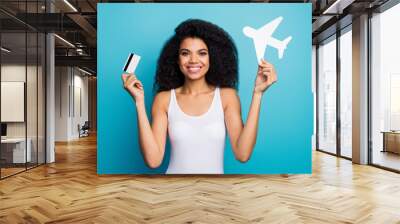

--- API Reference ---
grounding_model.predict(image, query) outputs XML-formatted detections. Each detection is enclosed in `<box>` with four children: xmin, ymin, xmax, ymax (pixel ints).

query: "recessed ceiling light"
<box><xmin>78</xmin><ymin>67</ymin><xmax>93</xmax><ymax>76</ymax></box>
<box><xmin>54</xmin><ymin>34</ymin><xmax>75</xmax><ymax>48</ymax></box>
<box><xmin>1</xmin><ymin>47</ymin><xmax>11</xmax><ymax>53</ymax></box>
<box><xmin>322</xmin><ymin>0</ymin><xmax>354</xmax><ymax>15</ymax></box>
<box><xmin>63</xmin><ymin>0</ymin><xmax>78</xmax><ymax>12</ymax></box>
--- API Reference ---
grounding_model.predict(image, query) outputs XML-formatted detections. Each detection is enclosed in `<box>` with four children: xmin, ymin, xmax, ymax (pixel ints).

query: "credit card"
<box><xmin>123</xmin><ymin>53</ymin><xmax>141</xmax><ymax>74</ymax></box>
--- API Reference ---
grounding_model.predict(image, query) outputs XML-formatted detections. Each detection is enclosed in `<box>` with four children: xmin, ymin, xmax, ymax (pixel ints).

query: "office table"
<box><xmin>1</xmin><ymin>138</ymin><xmax>32</xmax><ymax>163</ymax></box>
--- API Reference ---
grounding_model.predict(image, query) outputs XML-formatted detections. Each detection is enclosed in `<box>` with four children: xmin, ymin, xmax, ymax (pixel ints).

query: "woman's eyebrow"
<box><xmin>179</xmin><ymin>48</ymin><xmax>208</xmax><ymax>52</ymax></box>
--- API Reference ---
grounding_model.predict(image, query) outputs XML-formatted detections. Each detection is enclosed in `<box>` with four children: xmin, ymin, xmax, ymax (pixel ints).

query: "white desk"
<box><xmin>1</xmin><ymin>138</ymin><xmax>31</xmax><ymax>163</ymax></box>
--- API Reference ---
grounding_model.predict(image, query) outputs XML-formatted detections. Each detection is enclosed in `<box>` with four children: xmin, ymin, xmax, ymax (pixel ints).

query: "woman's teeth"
<box><xmin>187</xmin><ymin>66</ymin><xmax>201</xmax><ymax>73</ymax></box>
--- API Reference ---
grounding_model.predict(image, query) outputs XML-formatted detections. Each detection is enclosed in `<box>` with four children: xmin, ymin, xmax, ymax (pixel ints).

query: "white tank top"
<box><xmin>166</xmin><ymin>87</ymin><xmax>226</xmax><ymax>174</ymax></box>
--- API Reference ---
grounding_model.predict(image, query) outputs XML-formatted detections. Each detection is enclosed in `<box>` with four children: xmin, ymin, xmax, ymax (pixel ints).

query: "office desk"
<box><xmin>1</xmin><ymin>138</ymin><xmax>31</xmax><ymax>163</ymax></box>
<box><xmin>381</xmin><ymin>131</ymin><xmax>400</xmax><ymax>154</ymax></box>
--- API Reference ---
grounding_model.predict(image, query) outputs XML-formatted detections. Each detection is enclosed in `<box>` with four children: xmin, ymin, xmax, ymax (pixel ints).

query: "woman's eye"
<box><xmin>199</xmin><ymin>52</ymin><xmax>208</xmax><ymax>56</ymax></box>
<box><xmin>180</xmin><ymin>52</ymin><xmax>189</xmax><ymax>56</ymax></box>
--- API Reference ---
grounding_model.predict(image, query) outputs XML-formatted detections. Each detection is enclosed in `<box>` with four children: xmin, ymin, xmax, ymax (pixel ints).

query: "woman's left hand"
<box><xmin>254</xmin><ymin>59</ymin><xmax>277</xmax><ymax>94</ymax></box>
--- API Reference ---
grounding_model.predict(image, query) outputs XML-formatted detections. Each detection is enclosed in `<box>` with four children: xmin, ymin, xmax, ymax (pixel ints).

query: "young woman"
<box><xmin>122</xmin><ymin>19</ymin><xmax>277</xmax><ymax>174</ymax></box>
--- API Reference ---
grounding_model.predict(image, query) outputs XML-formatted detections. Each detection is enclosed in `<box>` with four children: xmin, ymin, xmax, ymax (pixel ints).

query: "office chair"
<box><xmin>78</xmin><ymin>121</ymin><xmax>90</xmax><ymax>138</ymax></box>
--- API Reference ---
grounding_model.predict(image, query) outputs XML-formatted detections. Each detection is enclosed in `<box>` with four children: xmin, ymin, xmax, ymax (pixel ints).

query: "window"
<box><xmin>318</xmin><ymin>36</ymin><xmax>337</xmax><ymax>154</ymax></box>
<box><xmin>339</xmin><ymin>28</ymin><xmax>352</xmax><ymax>158</ymax></box>
<box><xmin>371</xmin><ymin>3</ymin><xmax>400</xmax><ymax>171</ymax></box>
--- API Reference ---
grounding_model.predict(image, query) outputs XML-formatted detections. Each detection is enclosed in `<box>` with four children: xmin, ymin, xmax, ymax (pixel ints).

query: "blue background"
<box><xmin>98</xmin><ymin>3</ymin><xmax>312</xmax><ymax>174</ymax></box>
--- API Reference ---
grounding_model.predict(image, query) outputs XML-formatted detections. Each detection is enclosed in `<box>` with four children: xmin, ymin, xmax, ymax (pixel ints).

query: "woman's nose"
<box><xmin>189</xmin><ymin>55</ymin><xmax>198</xmax><ymax>63</ymax></box>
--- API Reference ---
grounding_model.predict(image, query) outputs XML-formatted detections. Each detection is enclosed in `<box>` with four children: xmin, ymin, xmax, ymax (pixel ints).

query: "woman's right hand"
<box><xmin>122</xmin><ymin>73</ymin><xmax>144</xmax><ymax>103</ymax></box>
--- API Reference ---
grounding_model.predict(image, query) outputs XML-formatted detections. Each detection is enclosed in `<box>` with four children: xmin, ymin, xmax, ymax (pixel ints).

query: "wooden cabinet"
<box><xmin>382</xmin><ymin>131</ymin><xmax>400</xmax><ymax>154</ymax></box>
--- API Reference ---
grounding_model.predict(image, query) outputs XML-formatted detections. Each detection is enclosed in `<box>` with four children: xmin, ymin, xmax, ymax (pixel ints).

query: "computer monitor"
<box><xmin>1</xmin><ymin>123</ymin><xmax>7</xmax><ymax>137</ymax></box>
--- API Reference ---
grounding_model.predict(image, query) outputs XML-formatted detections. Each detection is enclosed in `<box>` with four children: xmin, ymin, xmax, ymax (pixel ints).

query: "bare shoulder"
<box><xmin>219</xmin><ymin>87</ymin><xmax>240</xmax><ymax>109</ymax></box>
<box><xmin>152</xmin><ymin>90</ymin><xmax>171</xmax><ymax>113</ymax></box>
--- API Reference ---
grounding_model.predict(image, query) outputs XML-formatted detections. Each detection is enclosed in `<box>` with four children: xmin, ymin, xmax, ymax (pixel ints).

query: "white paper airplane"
<box><xmin>243</xmin><ymin>16</ymin><xmax>292</xmax><ymax>62</ymax></box>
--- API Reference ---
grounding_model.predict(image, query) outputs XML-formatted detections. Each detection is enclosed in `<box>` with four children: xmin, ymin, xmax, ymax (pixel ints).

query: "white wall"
<box><xmin>1</xmin><ymin>82</ymin><xmax>24</xmax><ymax>122</ymax></box>
<box><xmin>72</xmin><ymin>73</ymin><xmax>89</xmax><ymax>138</ymax></box>
<box><xmin>55</xmin><ymin>66</ymin><xmax>69</xmax><ymax>141</ymax></box>
<box><xmin>55</xmin><ymin>67</ymin><xmax>89</xmax><ymax>141</ymax></box>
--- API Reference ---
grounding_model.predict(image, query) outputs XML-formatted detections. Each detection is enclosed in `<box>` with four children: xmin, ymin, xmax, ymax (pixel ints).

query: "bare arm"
<box><xmin>122</xmin><ymin>74</ymin><xmax>168</xmax><ymax>168</ymax></box>
<box><xmin>223</xmin><ymin>89</ymin><xmax>261</xmax><ymax>162</ymax></box>
<box><xmin>223</xmin><ymin>59</ymin><xmax>277</xmax><ymax>162</ymax></box>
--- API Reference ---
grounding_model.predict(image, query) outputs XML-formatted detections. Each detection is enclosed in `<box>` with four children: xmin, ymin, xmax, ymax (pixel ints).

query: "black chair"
<box><xmin>78</xmin><ymin>121</ymin><xmax>90</xmax><ymax>138</ymax></box>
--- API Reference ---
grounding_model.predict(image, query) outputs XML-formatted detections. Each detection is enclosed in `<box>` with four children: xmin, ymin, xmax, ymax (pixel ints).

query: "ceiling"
<box><xmin>0</xmin><ymin>0</ymin><xmax>392</xmax><ymax>75</ymax></box>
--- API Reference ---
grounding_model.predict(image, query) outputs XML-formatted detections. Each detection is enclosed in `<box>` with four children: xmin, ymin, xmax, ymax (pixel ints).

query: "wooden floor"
<box><xmin>1</xmin><ymin>167</ymin><xmax>26</xmax><ymax>178</ymax></box>
<box><xmin>373</xmin><ymin>150</ymin><xmax>400</xmax><ymax>171</ymax></box>
<box><xmin>1</xmin><ymin>135</ymin><xmax>400</xmax><ymax>223</ymax></box>
<box><xmin>1</xmin><ymin>163</ymin><xmax>45</xmax><ymax>178</ymax></box>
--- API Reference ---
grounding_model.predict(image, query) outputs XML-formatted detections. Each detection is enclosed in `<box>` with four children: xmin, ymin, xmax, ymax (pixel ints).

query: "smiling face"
<box><xmin>178</xmin><ymin>37</ymin><xmax>210</xmax><ymax>81</ymax></box>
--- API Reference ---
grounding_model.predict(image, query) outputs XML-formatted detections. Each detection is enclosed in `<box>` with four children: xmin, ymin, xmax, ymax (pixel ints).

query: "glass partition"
<box><xmin>27</xmin><ymin>30</ymin><xmax>38</xmax><ymax>169</ymax></box>
<box><xmin>0</xmin><ymin>1</ymin><xmax>46</xmax><ymax>179</ymax></box>
<box><xmin>1</xmin><ymin>30</ymin><xmax>28</xmax><ymax>178</ymax></box>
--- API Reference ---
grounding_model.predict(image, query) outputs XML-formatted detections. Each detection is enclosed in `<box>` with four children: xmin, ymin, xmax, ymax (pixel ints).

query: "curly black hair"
<box><xmin>154</xmin><ymin>19</ymin><xmax>238</xmax><ymax>92</ymax></box>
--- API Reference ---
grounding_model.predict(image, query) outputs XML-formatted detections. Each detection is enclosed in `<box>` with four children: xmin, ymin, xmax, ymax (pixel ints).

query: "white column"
<box><xmin>46</xmin><ymin>32</ymin><xmax>55</xmax><ymax>163</ymax></box>
<box><xmin>352</xmin><ymin>14</ymin><xmax>369</xmax><ymax>164</ymax></box>
<box><xmin>45</xmin><ymin>0</ymin><xmax>55</xmax><ymax>163</ymax></box>
<box><xmin>312</xmin><ymin>45</ymin><xmax>317</xmax><ymax>150</ymax></box>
